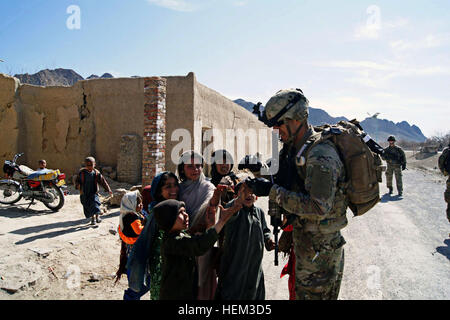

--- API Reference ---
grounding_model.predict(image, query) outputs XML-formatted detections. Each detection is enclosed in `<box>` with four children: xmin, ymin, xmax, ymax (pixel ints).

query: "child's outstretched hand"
<box><xmin>210</xmin><ymin>184</ymin><xmax>227</xmax><ymax>207</ymax></box>
<box><xmin>265</xmin><ymin>239</ymin><xmax>276</xmax><ymax>251</ymax></box>
<box><xmin>205</xmin><ymin>205</ymin><xmax>217</xmax><ymax>229</ymax></box>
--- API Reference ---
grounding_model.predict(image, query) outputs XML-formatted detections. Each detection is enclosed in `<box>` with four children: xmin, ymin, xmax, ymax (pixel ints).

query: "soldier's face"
<box><xmin>274</xmin><ymin>120</ymin><xmax>303</xmax><ymax>143</ymax></box>
<box><xmin>273</xmin><ymin>123</ymin><xmax>289</xmax><ymax>142</ymax></box>
<box><xmin>389</xmin><ymin>141</ymin><xmax>395</xmax><ymax>147</ymax></box>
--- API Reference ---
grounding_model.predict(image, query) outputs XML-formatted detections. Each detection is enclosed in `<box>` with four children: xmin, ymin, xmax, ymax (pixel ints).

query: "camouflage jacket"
<box><xmin>438</xmin><ymin>146</ymin><xmax>450</xmax><ymax>175</ymax></box>
<box><xmin>382</xmin><ymin>145</ymin><xmax>406</xmax><ymax>166</ymax></box>
<box><xmin>268</xmin><ymin>126</ymin><xmax>348</xmax><ymax>233</ymax></box>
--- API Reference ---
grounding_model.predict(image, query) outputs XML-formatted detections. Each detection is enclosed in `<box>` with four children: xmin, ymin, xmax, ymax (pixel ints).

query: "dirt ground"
<box><xmin>0</xmin><ymin>151</ymin><xmax>449</xmax><ymax>300</ymax></box>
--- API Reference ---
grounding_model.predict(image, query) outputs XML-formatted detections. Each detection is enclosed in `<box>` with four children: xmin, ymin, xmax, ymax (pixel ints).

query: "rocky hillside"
<box><xmin>359</xmin><ymin>118</ymin><xmax>426</xmax><ymax>143</ymax></box>
<box><xmin>86</xmin><ymin>73</ymin><xmax>114</xmax><ymax>80</ymax></box>
<box><xmin>14</xmin><ymin>69</ymin><xmax>84</xmax><ymax>86</ymax></box>
<box><xmin>233</xmin><ymin>99</ymin><xmax>427</xmax><ymax>143</ymax></box>
<box><xmin>14</xmin><ymin>69</ymin><xmax>114</xmax><ymax>86</ymax></box>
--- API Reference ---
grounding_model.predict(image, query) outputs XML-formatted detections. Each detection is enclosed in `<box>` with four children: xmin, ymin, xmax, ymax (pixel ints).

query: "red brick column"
<box><xmin>142</xmin><ymin>77</ymin><xmax>166</xmax><ymax>187</ymax></box>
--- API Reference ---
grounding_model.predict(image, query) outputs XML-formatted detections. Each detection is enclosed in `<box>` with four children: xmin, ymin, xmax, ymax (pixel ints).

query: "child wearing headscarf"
<box><xmin>154</xmin><ymin>198</ymin><xmax>242</xmax><ymax>300</ymax></box>
<box><xmin>125</xmin><ymin>171</ymin><xmax>180</xmax><ymax>300</ymax></box>
<box><xmin>177</xmin><ymin>150</ymin><xmax>222</xmax><ymax>300</ymax></box>
<box><xmin>210</xmin><ymin>149</ymin><xmax>238</xmax><ymax>204</ymax></box>
<box><xmin>115</xmin><ymin>190</ymin><xmax>148</xmax><ymax>300</ymax></box>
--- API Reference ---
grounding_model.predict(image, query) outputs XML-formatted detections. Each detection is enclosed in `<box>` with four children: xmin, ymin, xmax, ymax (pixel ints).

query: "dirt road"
<box><xmin>1</xmin><ymin>160</ymin><xmax>449</xmax><ymax>300</ymax></box>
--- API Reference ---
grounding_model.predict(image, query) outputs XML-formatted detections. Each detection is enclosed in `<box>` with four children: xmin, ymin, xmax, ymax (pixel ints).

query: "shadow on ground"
<box><xmin>436</xmin><ymin>239</ymin><xmax>450</xmax><ymax>261</ymax></box>
<box><xmin>10</xmin><ymin>211</ymin><xmax>120</xmax><ymax>245</ymax></box>
<box><xmin>0</xmin><ymin>202</ymin><xmax>57</xmax><ymax>218</ymax></box>
<box><xmin>380</xmin><ymin>193</ymin><xmax>404</xmax><ymax>203</ymax></box>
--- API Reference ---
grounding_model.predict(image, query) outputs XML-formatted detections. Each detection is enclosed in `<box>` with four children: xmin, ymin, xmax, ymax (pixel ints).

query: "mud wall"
<box><xmin>163</xmin><ymin>73</ymin><xmax>195</xmax><ymax>173</ymax></box>
<box><xmin>15</xmin><ymin>82</ymin><xmax>90</xmax><ymax>179</ymax></box>
<box><xmin>0</xmin><ymin>72</ymin><xmax>270</xmax><ymax>184</ymax></box>
<box><xmin>193</xmin><ymin>77</ymin><xmax>272</xmax><ymax>174</ymax></box>
<box><xmin>0</xmin><ymin>74</ymin><xmax>145</xmax><ymax>183</ymax></box>
<box><xmin>162</xmin><ymin>72</ymin><xmax>272</xmax><ymax>175</ymax></box>
<box><xmin>0</xmin><ymin>74</ymin><xmax>21</xmax><ymax>162</ymax></box>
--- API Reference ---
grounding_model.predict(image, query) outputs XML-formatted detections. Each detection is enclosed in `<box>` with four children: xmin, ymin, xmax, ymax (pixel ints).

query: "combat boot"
<box><xmin>388</xmin><ymin>187</ymin><xmax>393</xmax><ymax>195</ymax></box>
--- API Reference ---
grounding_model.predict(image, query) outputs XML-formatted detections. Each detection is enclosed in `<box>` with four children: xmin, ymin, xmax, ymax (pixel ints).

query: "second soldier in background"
<box><xmin>382</xmin><ymin>136</ymin><xmax>406</xmax><ymax>196</ymax></box>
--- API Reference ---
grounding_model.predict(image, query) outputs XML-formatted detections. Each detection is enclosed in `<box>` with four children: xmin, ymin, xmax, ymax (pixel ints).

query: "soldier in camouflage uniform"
<box><xmin>438</xmin><ymin>143</ymin><xmax>450</xmax><ymax>222</ymax></box>
<box><xmin>245</xmin><ymin>89</ymin><xmax>348</xmax><ymax>300</ymax></box>
<box><xmin>382</xmin><ymin>136</ymin><xmax>406</xmax><ymax>196</ymax></box>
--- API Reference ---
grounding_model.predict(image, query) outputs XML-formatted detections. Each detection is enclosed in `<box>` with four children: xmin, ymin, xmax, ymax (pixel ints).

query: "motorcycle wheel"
<box><xmin>43</xmin><ymin>183</ymin><xmax>65</xmax><ymax>212</ymax></box>
<box><xmin>0</xmin><ymin>181</ymin><xmax>23</xmax><ymax>204</ymax></box>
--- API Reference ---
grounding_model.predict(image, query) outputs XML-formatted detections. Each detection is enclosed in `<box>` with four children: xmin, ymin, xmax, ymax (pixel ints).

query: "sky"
<box><xmin>1</xmin><ymin>0</ymin><xmax>449</xmax><ymax>137</ymax></box>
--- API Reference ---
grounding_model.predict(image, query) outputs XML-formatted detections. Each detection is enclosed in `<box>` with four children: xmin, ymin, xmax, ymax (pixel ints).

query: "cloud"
<box><xmin>146</xmin><ymin>0</ymin><xmax>196</xmax><ymax>12</ymax></box>
<box><xmin>318</xmin><ymin>60</ymin><xmax>390</xmax><ymax>71</ymax></box>
<box><xmin>232</xmin><ymin>1</ymin><xmax>247</xmax><ymax>6</ymax></box>
<box><xmin>315</xmin><ymin>59</ymin><xmax>450</xmax><ymax>88</ymax></box>
<box><xmin>354</xmin><ymin>23</ymin><xmax>381</xmax><ymax>40</ymax></box>
<box><xmin>390</xmin><ymin>33</ymin><xmax>450</xmax><ymax>52</ymax></box>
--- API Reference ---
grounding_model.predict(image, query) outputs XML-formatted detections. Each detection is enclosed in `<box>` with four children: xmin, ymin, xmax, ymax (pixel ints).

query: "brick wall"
<box><xmin>142</xmin><ymin>77</ymin><xmax>166</xmax><ymax>187</ymax></box>
<box><xmin>117</xmin><ymin>134</ymin><xmax>142</xmax><ymax>184</ymax></box>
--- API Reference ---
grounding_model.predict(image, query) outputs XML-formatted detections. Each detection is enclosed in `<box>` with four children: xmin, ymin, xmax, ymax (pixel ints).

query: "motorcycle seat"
<box><xmin>22</xmin><ymin>166</ymin><xmax>60</xmax><ymax>181</ymax></box>
<box><xmin>18</xmin><ymin>165</ymin><xmax>35</xmax><ymax>177</ymax></box>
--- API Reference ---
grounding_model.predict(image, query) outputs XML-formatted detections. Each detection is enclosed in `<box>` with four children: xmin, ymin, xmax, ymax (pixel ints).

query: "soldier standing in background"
<box><xmin>438</xmin><ymin>143</ymin><xmax>450</xmax><ymax>222</ymax></box>
<box><xmin>245</xmin><ymin>89</ymin><xmax>348</xmax><ymax>300</ymax></box>
<box><xmin>382</xmin><ymin>136</ymin><xmax>406</xmax><ymax>196</ymax></box>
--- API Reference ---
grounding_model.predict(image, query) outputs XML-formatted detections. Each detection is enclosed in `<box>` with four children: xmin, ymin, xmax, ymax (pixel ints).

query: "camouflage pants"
<box><xmin>386</xmin><ymin>165</ymin><xmax>402</xmax><ymax>192</ymax></box>
<box><xmin>445</xmin><ymin>177</ymin><xmax>450</xmax><ymax>222</ymax></box>
<box><xmin>293</xmin><ymin>228</ymin><xmax>345</xmax><ymax>300</ymax></box>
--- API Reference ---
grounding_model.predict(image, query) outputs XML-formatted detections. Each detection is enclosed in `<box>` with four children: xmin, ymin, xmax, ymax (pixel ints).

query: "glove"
<box><xmin>245</xmin><ymin>177</ymin><xmax>273</xmax><ymax>197</ymax></box>
<box><xmin>401</xmin><ymin>163</ymin><xmax>406</xmax><ymax>171</ymax></box>
<box><xmin>238</xmin><ymin>155</ymin><xmax>263</xmax><ymax>172</ymax></box>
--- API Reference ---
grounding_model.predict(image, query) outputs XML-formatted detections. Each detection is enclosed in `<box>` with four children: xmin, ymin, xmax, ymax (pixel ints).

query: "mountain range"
<box><xmin>233</xmin><ymin>99</ymin><xmax>427</xmax><ymax>143</ymax></box>
<box><xmin>13</xmin><ymin>68</ymin><xmax>114</xmax><ymax>87</ymax></box>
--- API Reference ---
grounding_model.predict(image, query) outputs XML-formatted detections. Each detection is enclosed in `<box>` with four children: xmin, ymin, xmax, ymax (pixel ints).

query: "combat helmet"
<box><xmin>259</xmin><ymin>89</ymin><xmax>309</xmax><ymax>128</ymax></box>
<box><xmin>387</xmin><ymin>135</ymin><xmax>396</xmax><ymax>142</ymax></box>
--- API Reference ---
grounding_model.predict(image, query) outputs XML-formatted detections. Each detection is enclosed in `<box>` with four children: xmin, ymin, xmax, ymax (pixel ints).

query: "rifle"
<box><xmin>268</xmin><ymin>200</ymin><xmax>281</xmax><ymax>266</ymax></box>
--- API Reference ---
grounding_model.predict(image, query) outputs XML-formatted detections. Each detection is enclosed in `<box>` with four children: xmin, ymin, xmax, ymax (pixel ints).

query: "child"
<box><xmin>215</xmin><ymin>181</ymin><xmax>275</xmax><ymax>300</ymax></box>
<box><xmin>37</xmin><ymin>159</ymin><xmax>47</xmax><ymax>170</ymax></box>
<box><xmin>115</xmin><ymin>190</ymin><xmax>149</xmax><ymax>300</ymax></box>
<box><xmin>154</xmin><ymin>198</ymin><xmax>242</xmax><ymax>300</ymax></box>
<box><xmin>125</xmin><ymin>171</ymin><xmax>180</xmax><ymax>300</ymax></box>
<box><xmin>75</xmin><ymin>156</ymin><xmax>113</xmax><ymax>226</ymax></box>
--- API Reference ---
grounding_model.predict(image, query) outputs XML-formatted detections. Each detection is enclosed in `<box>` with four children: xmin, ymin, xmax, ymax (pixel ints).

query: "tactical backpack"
<box><xmin>300</xmin><ymin>119</ymin><xmax>383</xmax><ymax>216</ymax></box>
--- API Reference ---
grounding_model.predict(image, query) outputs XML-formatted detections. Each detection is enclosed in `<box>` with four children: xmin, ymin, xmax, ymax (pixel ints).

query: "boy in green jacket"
<box><xmin>153</xmin><ymin>198</ymin><xmax>242</xmax><ymax>300</ymax></box>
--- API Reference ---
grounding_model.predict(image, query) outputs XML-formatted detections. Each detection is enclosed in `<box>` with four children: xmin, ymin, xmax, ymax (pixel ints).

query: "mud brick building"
<box><xmin>0</xmin><ymin>72</ymin><xmax>271</xmax><ymax>186</ymax></box>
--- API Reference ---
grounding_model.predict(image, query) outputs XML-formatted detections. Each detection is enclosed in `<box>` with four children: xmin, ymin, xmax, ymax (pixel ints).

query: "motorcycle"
<box><xmin>1</xmin><ymin>153</ymin><xmax>68</xmax><ymax>211</ymax></box>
